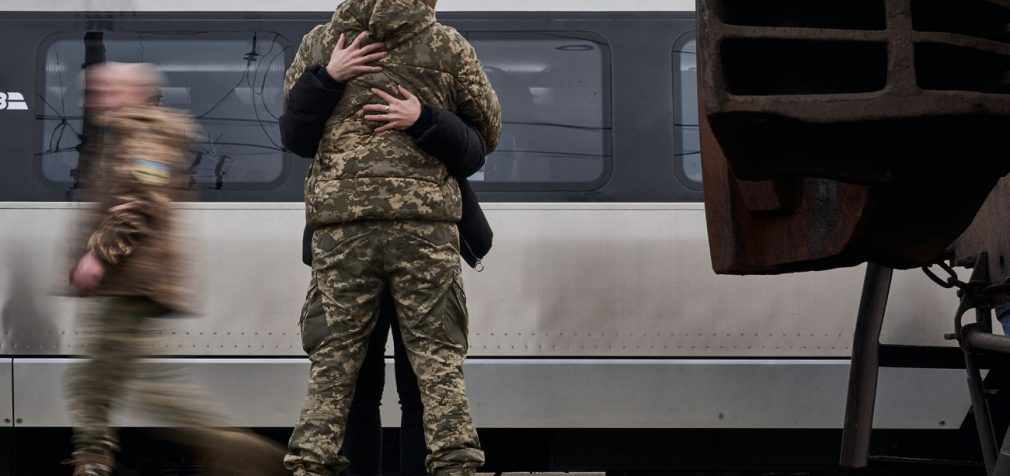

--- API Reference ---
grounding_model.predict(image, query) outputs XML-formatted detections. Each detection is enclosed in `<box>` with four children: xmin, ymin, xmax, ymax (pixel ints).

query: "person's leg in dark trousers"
<box><xmin>341</xmin><ymin>291</ymin><xmax>395</xmax><ymax>476</ymax></box>
<box><xmin>391</xmin><ymin>311</ymin><xmax>430</xmax><ymax>476</ymax></box>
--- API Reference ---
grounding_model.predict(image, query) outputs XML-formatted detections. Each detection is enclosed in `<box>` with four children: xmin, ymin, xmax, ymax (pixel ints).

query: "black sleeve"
<box><xmin>405</xmin><ymin>105</ymin><xmax>488</xmax><ymax>179</ymax></box>
<box><xmin>280</xmin><ymin>65</ymin><xmax>346</xmax><ymax>158</ymax></box>
<box><xmin>302</xmin><ymin>223</ymin><xmax>314</xmax><ymax>266</ymax></box>
<box><xmin>457</xmin><ymin>179</ymin><xmax>492</xmax><ymax>268</ymax></box>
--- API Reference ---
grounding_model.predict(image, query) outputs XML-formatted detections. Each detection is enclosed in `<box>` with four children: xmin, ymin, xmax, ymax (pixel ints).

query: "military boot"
<box><xmin>65</xmin><ymin>451</ymin><xmax>114</xmax><ymax>476</ymax></box>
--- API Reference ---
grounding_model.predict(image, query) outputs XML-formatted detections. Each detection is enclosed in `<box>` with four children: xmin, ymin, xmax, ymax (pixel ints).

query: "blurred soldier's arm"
<box><xmin>71</xmin><ymin>125</ymin><xmax>177</xmax><ymax>292</ymax></box>
<box><xmin>86</xmin><ymin>180</ymin><xmax>169</xmax><ymax>266</ymax></box>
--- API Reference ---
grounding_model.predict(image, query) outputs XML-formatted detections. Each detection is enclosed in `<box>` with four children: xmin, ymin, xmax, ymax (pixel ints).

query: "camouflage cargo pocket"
<box><xmin>299</xmin><ymin>281</ymin><xmax>330</xmax><ymax>355</ymax></box>
<box><xmin>441</xmin><ymin>276</ymin><xmax>469</xmax><ymax>351</ymax></box>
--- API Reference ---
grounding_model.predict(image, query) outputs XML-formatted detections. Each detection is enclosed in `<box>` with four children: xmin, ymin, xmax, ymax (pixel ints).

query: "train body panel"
<box><xmin>12</xmin><ymin>358</ymin><xmax>969</xmax><ymax>430</ymax></box>
<box><xmin>1</xmin><ymin>201</ymin><xmax>970</xmax><ymax>434</ymax></box>
<box><xmin>2</xmin><ymin>203</ymin><xmax>960</xmax><ymax>357</ymax></box>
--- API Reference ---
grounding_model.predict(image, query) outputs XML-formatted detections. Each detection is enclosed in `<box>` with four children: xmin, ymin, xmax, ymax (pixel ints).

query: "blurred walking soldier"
<box><xmin>283</xmin><ymin>0</ymin><xmax>501</xmax><ymax>475</ymax></box>
<box><xmin>65</xmin><ymin>62</ymin><xmax>284</xmax><ymax>476</ymax></box>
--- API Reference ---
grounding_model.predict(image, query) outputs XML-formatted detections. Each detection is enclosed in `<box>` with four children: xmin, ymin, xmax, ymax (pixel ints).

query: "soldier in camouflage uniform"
<box><xmin>283</xmin><ymin>0</ymin><xmax>501</xmax><ymax>475</ymax></box>
<box><xmin>66</xmin><ymin>63</ymin><xmax>285</xmax><ymax>476</ymax></box>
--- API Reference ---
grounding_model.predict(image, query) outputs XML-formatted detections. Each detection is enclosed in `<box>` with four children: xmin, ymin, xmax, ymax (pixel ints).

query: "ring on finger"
<box><xmin>384</xmin><ymin>105</ymin><xmax>391</xmax><ymax>113</ymax></box>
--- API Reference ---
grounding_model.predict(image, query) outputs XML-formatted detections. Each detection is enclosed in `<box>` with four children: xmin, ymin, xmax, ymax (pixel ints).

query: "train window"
<box><xmin>675</xmin><ymin>38</ymin><xmax>702</xmax><ymax>187</ymax></box>
<box><xmin>469</xmin><ymin>34</ymin><xmax>612</xmax><ymax>188</ymax></box>
<box><xmin>40</xmin><ymin>33</ymin><xmax>286</xmax><ymax>189</ymax></box>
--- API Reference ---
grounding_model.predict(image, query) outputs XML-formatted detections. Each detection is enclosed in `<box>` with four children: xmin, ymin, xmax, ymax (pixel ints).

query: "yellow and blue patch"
<box><xmin>131</xmin><ymin>159</ymin><xmax>171</xmax><ymax>186</ymax></box>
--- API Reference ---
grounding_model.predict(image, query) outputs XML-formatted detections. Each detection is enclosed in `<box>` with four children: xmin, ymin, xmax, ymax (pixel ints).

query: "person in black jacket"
<box><xmin>280</xmin><ymin>35</ymin><xmax>492</xmax><ymax>476</ymax></box>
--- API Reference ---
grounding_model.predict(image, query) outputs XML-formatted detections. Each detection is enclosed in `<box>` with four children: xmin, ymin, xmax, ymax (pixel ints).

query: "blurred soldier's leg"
<box><xmin>69</xmin><ymin>296</ymin><xmax>286</xmax><ymax>476</ymax></box>
<box><xmin>122</xmin><ymin>298</ymin><xmax>225</xmax><ymax>429</ymax></box>
<box><xmin>65</xmin><ymin>297</ymin><xmax>162</xmax><ymax>475</ymax></box>
<box><xmin>127</xmin><ymin>356</ymin><xmax>287</xmax><ymax>475</ymax></box>
<box><xmin>286</xmin><ymin>223</ymin><xmax>385</xmax><ymax>476</ymax></box>
<box><xmin>386</xmin><ymin>222</ymin><xmax>484</xmax><ymax>476</ymax></box>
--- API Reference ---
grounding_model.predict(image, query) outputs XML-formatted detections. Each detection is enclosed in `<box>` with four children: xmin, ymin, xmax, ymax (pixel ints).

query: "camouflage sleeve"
<box><xmin>86</xmin><ymin>137</ymin><xmax>175</xmax><ymax>266</ymax></box>
<box><xmin>86</xmin><ymin>191</ymin><xmax>169</xmax><ymax>266</ymax></box>
<box><xmin>452</xmin><ymin>41</ymin><xmax>502</xmax><ymax>153</ymax></box>
<box><xmin>285</xmin><ymin>25</ymin><xmax>325</xmax><ymax>99</ymax></box>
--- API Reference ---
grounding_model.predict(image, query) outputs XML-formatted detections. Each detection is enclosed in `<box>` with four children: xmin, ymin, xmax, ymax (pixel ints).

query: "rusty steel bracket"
<box><xmin>698</xmin><ymin>0</ymin><xmax>1010</xmax><ymax>273</ymax></box>
<box><xmin>695</xmin><ymin>0</ymin><xmax>1010</xmax><ymax>472</ymax></box>
<box><xmin>839</xmin><ymin>262</ymin><xmax>894</xmax><ymax>469</ymax></box>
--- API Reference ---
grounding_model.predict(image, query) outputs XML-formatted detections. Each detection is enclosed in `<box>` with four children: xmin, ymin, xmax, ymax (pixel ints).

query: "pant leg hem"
<box><xmin>432</xmin><ymin>467</ymin><xmax>480</xmax><ymax>476</ymax></box>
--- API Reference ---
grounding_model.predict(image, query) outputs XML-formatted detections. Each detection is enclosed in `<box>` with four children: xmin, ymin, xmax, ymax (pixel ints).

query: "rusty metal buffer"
<box><xmin>698</xmin><ymin>0</ymin><xmax>1010</xmax><ymax>473</ymax></box>
<box><xmin>699</xmin><ymin>0</ymin><xmax>1010</xmax><ymax>275</ymax></box>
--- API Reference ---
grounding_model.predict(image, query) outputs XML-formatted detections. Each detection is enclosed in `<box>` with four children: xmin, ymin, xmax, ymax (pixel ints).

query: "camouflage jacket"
<box><xmin>285</xmin><ymin>0</ymin><xmax>502</xmax><ymax>227</ymax></box>
<box><xmin>79</xmin><ymin>105</ymin><xmax>196</xmax><ymax>313</ymax></box>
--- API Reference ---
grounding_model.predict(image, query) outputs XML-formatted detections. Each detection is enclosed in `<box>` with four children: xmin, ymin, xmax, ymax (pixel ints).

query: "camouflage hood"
<box><xmin>329</xmin><ymin>0</ymin><xmax>436</xmax><ymax>48</ymax></box>
<box><xmin>286</xmin><ymin>0</ymin><xmax>501</xmax><ymax>227</ymax></box>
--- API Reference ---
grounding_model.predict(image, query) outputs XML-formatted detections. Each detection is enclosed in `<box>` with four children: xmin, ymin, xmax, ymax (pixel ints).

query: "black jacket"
<box><xmin>280</xmin><ymin>65</ymin><xmax>493</xmax><ymax>268</ymax></box>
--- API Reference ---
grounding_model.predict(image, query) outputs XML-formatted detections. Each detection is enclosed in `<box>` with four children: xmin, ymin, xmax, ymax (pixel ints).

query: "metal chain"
<box><xmin>922</xmin><ymin>261</ymin><xmax>968</xmax><ymax>290</ymax></box>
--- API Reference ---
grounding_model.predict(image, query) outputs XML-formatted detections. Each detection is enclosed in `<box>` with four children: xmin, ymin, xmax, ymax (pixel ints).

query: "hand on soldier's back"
<box><xmin>361</xmin><ymin>86</ymin><xmax>422</xmax><ymax>133</ymax></box>
<box><xmin>326</xmin><ymin>31</ymin><xmax>388</xmax><ymax>82</ymax></box>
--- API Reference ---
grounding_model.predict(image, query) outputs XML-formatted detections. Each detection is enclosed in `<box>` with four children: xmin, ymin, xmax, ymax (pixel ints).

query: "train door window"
<box><xmin>41</xmin><ymin>33</ymin><xmax>286</xmax><ymax>190</ymax></box>
<box><xmin>468</xmin><ymin>33</ymin><xmax>612</xmax><ymax>190</ymax></box>
<box><xmin>675</xmin><ymin>37</ymin><xmax>702</xmax><ymax>187</ymax></box>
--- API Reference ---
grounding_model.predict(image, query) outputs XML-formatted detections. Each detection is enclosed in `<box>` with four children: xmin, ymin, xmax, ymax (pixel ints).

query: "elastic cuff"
<box><xmin>405</xmin><ymin>104</ymin><xmax>435</xmax><ymax>139</ymax></box>
<box><xmin>310</xmin><ymin>65</ymin><xmax>344</xmax><ymax>91</ymax></box>
<box><xmin>85</xmin><ymin>243</ymin><xmax>117</xmax><ymax>267</ymax></box>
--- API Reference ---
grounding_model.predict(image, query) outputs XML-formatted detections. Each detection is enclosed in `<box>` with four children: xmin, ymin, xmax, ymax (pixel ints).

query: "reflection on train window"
<box><xmin>41</xmin><ymin>33</ymin><xmax>286</xmax><ymax>189</ymax></box>
<box><xmin>677</xmin><ymin>38</ymin><xmax>701</xmax><ymax>185</ymax></box>
<box><xmin>470</xmin><ymin>34</ymin><xmax>611</xmax><ymax>187</ymax></box>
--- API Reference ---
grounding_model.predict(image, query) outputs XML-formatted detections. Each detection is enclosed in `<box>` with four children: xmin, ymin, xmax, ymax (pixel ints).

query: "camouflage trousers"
<box><xmin>65</xmin><ymin>297</ymin><xmax>225</xmax><ymax>464</ymax></box>
<box><xmin>286</xmin><ymin>221</ymin><xmax>484</xmax><ymax>476</ymax></box>
<box><xmin>65</xmin><ymin>297</ymin><xmax>288</xmax><ymax>474</ymax></box>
